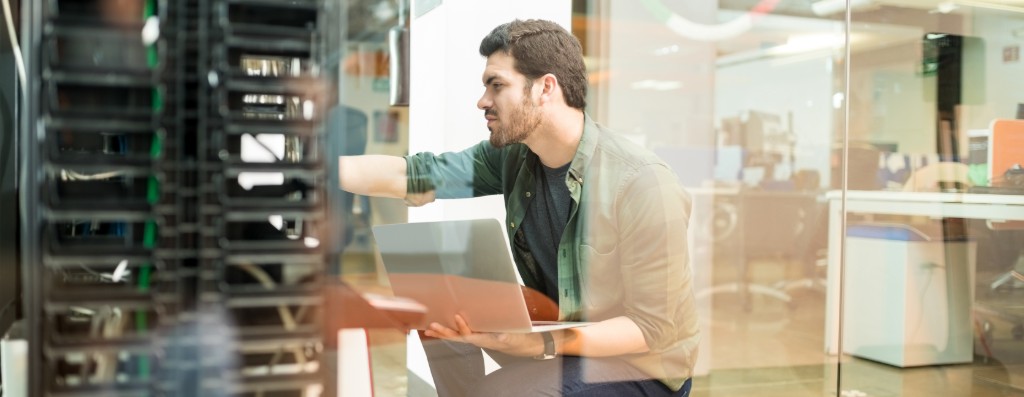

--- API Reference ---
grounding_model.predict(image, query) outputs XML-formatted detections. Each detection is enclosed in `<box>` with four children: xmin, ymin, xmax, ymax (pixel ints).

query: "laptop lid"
<box><xmin>372</xmin><ymin>218</ymin><xmax>536</xmax><ymax>332</ymax></box>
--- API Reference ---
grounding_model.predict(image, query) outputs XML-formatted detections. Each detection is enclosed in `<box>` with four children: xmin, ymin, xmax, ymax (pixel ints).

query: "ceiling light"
<box><xmin>812</xmin><ymin>0</ymin><xmax>875</xmax><ymax>16</ymax></box>
<box><xmin>653</xmin><ymin>45</ymin><xmax>680</xmax><ymax>56</ymax></box>
<box><xmin>935</xmin><ymin>1</ymin><xmax>959</xmax><ymax>13</ymax></box>
<box><xmin>630</xmin><ymin>80</ymin><xmax>683</xmax><ymax>91</ymax></box>
<box><xmin>770</xmin><ymin>34</ymin><xmax>845</xmax><ymax>55</ymax></box>
<box><xmin>953</xmin><ymin>0</ymin><xmax>1024</xmax><ymax>14</ymax></box>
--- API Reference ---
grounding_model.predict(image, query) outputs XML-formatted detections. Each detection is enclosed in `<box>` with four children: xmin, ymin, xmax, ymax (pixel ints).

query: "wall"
<box><xmin>716</xmin><ymin>54</ymin><xmax>836</xmax><ymax>187</ymax></box>
<box><xmin>407</xmin><ymin>0</ymin><xmax>571</xmax><ymax>225</ymax></box>
<box><xmin>847</xmin><ymin>8</ymin><xmax>1024</xmax><ymax>158</ymax></box>
<box><xmin>847</xmin><ymin>31</ymin><xmax>936</xmax><ymax>155</ymax></box>
<box><xmin>599</xmin><ymin>1</ymin><xmax>717</xmax><ymax>148</ymax></box>
<box><xmin>962</xmin><ymin>9</ymin><xmax>1024</xmax><ymax>132</ymax></box>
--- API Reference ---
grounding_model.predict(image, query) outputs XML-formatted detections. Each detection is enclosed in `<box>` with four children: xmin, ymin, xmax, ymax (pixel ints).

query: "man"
<box><xmin>339</xmin><ymin>19</ymin><xmax>697</xmax><ymax>397</ymax></box>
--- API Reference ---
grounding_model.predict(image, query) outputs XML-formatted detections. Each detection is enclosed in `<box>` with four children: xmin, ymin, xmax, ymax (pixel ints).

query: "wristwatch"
<box><xmin>533</xmin><ymin>331</ymin><xmax>557</xmax><ymax>360</ymax></box>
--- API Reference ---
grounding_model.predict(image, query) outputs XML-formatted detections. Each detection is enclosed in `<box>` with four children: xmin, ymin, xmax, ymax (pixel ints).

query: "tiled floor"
<box><xmin>692</xmin><ymin>283</ymin><xmax>1024</xmax><ymax>397</ymax></box>
<box><xmin>345</xmin><ymin>256</ymin><xmax>1024</xmax><ymax>397</ymax></box>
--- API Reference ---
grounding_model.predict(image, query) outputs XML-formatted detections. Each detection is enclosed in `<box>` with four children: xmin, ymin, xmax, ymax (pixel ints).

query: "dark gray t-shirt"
<box><xmin>522</xmin><ymin>161</ymin><xmax>573</xmax><ymax>304</ymax></box>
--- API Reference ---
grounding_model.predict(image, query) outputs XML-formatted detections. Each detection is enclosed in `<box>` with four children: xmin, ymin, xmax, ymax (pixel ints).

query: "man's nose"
<box><xmin>477</xmin><ymin>93</ymin><xmax>491</xmax><ymax>110</ymax></box>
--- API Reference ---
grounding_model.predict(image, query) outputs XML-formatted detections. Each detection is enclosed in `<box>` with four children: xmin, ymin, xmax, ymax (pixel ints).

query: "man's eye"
<box><xmin>492</xmin><ymin>84</ymin><xmax>502</xmax><ymax>89</ymax></box>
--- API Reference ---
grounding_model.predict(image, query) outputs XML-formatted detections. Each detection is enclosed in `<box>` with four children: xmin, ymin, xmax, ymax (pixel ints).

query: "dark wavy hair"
<box><xmin>479</xmin><ymin>19</ymin><xmax>587</xmax><ymax>110</ymax></box>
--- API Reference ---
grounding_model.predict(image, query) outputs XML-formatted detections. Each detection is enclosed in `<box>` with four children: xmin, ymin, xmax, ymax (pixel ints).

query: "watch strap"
<box><xmin>533</xmin><ymin>331</ymin><xmax>557</xmax><ymax>360</ymax></box>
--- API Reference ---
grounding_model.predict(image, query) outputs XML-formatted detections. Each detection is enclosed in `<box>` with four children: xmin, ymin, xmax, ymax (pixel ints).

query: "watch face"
<box><xmin>533</xmin><ymin>350</ymin><xmax>557</xmax><ymax>360</ymax></box>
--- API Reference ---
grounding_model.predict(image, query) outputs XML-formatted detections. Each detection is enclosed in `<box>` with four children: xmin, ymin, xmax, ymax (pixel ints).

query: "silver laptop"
<box><xmin>372</xmin><ymin>218</ymin><xmax>591</xmax><ymax>333</ymax></box>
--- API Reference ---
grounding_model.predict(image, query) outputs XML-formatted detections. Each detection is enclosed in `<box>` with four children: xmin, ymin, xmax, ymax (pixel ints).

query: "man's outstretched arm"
<box><xmin>339</xmin><ymin>155</ymin><xmax>436</xmax><ymax>206</ymax></box>
<box><xmin>338</xmin><ymin>155</ymin><xmax>406</xmax><ymax>198</ymax></box>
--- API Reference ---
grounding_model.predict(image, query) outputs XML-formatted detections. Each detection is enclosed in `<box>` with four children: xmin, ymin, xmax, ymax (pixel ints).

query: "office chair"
<box><xmin>980</xmin><ymin>221</ymin><xmax>1024</xmax><ymax>313</ymax></box>
<box><xmin>972</xmin><ymin>223</ymin><xmax>1024</xmax><ymax>358</ymax></box>
<box><xmin>989</xmin><ymin>255</ymin><xmax>1024</xmax><ymax>290</ymax></box>
<box><xmin>693</xmin><ymin>189</ymin><xmax>811</xmax><ymax>310</ymax></box>
<box><xmin>985</xmin><ymin>167</ymin><xmax>1024</xmax><ymax>291</ymax></box>
<box><xmin>771</xmin><ymin>195</ymin><xmax>829</xmax><ymax>295</ymax></box>
<box><xmin>740</xmin><ymin>190</ymin><xmax>826</xmax><ymax>305</ymax></box>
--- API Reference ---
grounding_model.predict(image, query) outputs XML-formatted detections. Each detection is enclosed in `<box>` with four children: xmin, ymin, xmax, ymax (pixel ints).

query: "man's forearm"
<box><xmin>557</xmin><ymin>316</ymin><xmax>649</xmax><ymax>357</ymax></box>
<box><xmin>338</xmin><ymin>155</ymin><xmax>408</xmax><ymax>199</ymax></box>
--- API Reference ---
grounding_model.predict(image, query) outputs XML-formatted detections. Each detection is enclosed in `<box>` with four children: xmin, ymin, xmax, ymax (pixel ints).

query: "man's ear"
<box><xmin>538</xmin><ymin>73</ymin><xmax>558</xmax><ymax>105</ymax></box>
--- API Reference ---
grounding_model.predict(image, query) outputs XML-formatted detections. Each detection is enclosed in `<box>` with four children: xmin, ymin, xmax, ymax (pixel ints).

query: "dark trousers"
<box><xmin>420</xmin><ymin>336</ymin><xmax>692</xmax><ymax>397</ymax></box>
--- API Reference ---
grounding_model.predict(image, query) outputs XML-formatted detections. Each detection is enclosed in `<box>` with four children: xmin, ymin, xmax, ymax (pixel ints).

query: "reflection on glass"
<box><xmin>840</xmin><ymin>2</ymin><xmax>1024</xmax><ymax>397</ymax></box>
<box><xmin>572</xmin><ymin>1</ymin><xmax>838</xmax><ymax>395</ymax></box>
<box><xmin>329</xmin><ymin>1</ymin><xmax>411</xmax><ymax>396</ymax></box>
<box><xmin>324</xmin><ymin>1</ymin><xmax>1024</xmax><ymax>396</ymax></box>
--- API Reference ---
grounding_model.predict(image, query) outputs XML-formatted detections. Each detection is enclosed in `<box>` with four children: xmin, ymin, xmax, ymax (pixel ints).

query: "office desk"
<box><xmin>824</xmin><ymin>190</ymin><xmax>1024</xmax><ymax>354</ymax></box>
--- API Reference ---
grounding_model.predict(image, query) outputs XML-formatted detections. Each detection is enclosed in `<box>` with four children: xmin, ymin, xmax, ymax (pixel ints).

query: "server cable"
<box><xmin>1</xmin><ymin>0</ymin><xmax>24</xmax><ymax>200</ymax></box>
<box><xmin>1</xmin><ymin>0</ymin><xmax>25</xmax><ymax>89</ymax></box>
<box><xmin>1</xmin><ymin>4</ymin><xmax>31</xmax><ymax>391</ymax></box>
<box><xmin>236</xmin><ymin>262</ymin><xmax>308</xmax><ymax>370</ymax></box>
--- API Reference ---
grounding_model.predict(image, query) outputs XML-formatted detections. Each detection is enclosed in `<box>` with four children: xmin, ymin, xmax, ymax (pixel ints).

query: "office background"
<box><xmin>2</xmin><ymin>0</ymin><xmax>1023</xmax><ymax>396</ymax></box>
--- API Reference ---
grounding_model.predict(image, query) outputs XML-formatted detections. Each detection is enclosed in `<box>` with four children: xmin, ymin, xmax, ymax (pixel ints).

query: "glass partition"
<box><xmin>574</xmin><ymin>0</ymin><xmax>1024</xmax><ymax>396</ymax></box>
<box><xmin>328</xmin><ymin>1</ymin><xmax>1023</xmax><ymax>395</ymax></box>
<box><xmin>840</xmin><ymin>1</ymin><xmax>1024</xmax><ymax>396</ymax></box>
<box><xmin>575</xmin><ymin>0</ymin><xmax>840</xmax><ymax>395</ymax></box>
<box><xmin>330</xmin><ymin>1</ymin><xmax>412</xmax><ymax>396</ymax></box>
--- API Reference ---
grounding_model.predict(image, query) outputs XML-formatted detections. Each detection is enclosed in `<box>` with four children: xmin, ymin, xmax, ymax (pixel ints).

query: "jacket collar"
<box><xmin>566</xmin><ymin>113</ymin><xmax>599</xmax><ymax>184</ymax></box>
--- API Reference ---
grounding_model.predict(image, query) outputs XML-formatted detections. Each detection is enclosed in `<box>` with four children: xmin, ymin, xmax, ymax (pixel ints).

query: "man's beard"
<box><xmin>488</xmin><ymin>95</ymin><xmax>542</xmax><ymax>148</ymax></box>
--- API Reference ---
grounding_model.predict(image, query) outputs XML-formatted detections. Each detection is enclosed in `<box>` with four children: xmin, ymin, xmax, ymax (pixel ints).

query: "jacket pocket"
<box><xmin>579</xmin><ymin>243</ymin><xmax>622</xmax><ymax>315</ymax></box>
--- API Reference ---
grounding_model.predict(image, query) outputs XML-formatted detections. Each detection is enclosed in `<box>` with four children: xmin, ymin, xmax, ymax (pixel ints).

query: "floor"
<box><xmin>343</xmin><ymin>252</ymin><xmax>1024</xmax><ymax>397</ymax></box>
<box><xmin>690</xmin><ymin>277</ymin><xmax>1024</xmax><ymax>397</ymax></box>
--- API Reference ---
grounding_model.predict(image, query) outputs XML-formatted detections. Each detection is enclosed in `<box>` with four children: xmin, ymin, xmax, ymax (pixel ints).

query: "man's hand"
<box><xmin>403</xmin><ymin>190</ymin><xmax>436</xmax><ymax>207</ymax></box>
<box><xmin>423</xmin><ymin>315</ymin><xmax>544</xmax><ymax>357</ymax></box>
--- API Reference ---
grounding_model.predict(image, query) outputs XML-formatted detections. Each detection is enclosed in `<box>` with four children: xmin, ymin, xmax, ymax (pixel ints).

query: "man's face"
<box><xmin>477</xmin><ymin>52</ymin><xmax>542</xmax><ymax>148</ymax></box>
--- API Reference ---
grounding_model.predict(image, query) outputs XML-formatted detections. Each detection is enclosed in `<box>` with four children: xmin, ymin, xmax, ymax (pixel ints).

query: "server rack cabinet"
<box><xmin>198</xmin><ymin>1</ymin><xmax>331</xmax><ymax>396</ymax></box>
<box><xmin>19</xmin><ymin>0</ymin><xmax>183</xmax><ymax>395</ymax></box>
<box><xmin>17</xmin><ymin>1</ymin><xmax>339</xmax><ymax>396</ymax></box>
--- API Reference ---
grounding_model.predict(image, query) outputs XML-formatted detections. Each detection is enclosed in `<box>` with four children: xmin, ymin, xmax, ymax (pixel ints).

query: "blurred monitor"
<box><xmin>967</xmin><ymin>129</ymin><xmax>989</xmax><ymax>187</ymax></box>
<box><xmin>716</xmin><ymin>146</ymin><xmax>744</xmax><ymax>181</ymax></box>
<box><xmin>922</xmin><ymin>33</ymin><xmax>985</xmax><ymax>105</ymax></box>
<box><xmin>831</xmin><ymin>142</ymin><xmax>883</xmax><ymax>190</ymax></box>
<box><xmin>655</xmin><ymin>146</ymin><xmax>747</xmax><ymax>187</ymax></box>
<box><xmin>866</xmin><ymin>141</ymin><xmax>898</xmax><ymax>153</ymax></box>
<box><xmin>741</xmin><ymin>110</ymin><xmax>786</xmax><ymax>152</ymax></box>
<box><xmin>719</xmin><ymin>116</ymin><xmax>743</xmax><ymax>146</ymax></box>
<box><xmin>655</xmin><ymin>147</ymin><xmax>715</xmax><ymax>188</ymax></box>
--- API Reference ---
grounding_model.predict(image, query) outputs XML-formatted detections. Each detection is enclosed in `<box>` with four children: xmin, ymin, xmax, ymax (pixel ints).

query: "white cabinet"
<box><xmin>842</xmin><ymin>230</ymin><xmax>976</xmax><ymax>367</ymax></box>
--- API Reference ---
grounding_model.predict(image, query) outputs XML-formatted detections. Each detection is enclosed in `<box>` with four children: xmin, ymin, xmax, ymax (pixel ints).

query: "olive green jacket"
<box><xmin>405</xmin><ymin>114</ymin><xmax>699</xmax><ymax>390</ymax></box>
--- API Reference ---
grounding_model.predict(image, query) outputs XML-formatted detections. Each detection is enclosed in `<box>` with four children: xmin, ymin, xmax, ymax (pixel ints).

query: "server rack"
<box><xmin>25</xmin><ymin>1</ymin><xmax>177</xmax><ymax>395</ymax></box>
<box><xmin>199</xmin><ymin>1</ymin><xmax>329</xmax><ymax>395</ymax></box>
<box><xmin>17</xmin><ymin>1</ymin><xmax>336</xmax><ymax>396</ymax></box>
